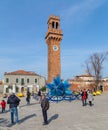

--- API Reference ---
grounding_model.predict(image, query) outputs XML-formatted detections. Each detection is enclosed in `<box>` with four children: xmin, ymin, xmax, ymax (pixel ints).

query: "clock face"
<box><xmin>53</xmin><ymin>45</ymin><xmax>58</xmax><ymax>51</ymax></box>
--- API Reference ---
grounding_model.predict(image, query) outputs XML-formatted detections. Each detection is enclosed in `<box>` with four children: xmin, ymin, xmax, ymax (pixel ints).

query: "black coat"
<box><xmin>38</xmin><ymin>91</ymin><xmax>41</xmax><ymax>96</ymax></box>
<box><xmin>7</xmin><ymin>94</ymin><xmax>20</xmax><ymax>108</ymax></box>
<box><xmin>41</xmin><ymin>98</ymin><xmax>49</xmax><ymax>111</ymax></box>
<box><xmin>27</xmin><ymin>92</ymin><xmax>31</xmax><ymax>99</ymax></box>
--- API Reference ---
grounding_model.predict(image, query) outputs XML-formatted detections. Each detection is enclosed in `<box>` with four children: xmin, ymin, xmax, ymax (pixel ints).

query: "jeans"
<box><xmin>2</xmin><ymin>108</ymin><xmax>5</xmax><ymax>113</ymax></box>
<box><xmin>82</xmin><ymin>99</ymin><xmax>87</xmax><ymax>106</ymax></box>
<box><xmin>10</xmin><ymin>107</ymin><xmax>19</xmax><ymax>123</ymax></box>
<box><xmin>26</xmin><ymin>98</ymin><xmax>30</xmax><ymax>105</ymax></box>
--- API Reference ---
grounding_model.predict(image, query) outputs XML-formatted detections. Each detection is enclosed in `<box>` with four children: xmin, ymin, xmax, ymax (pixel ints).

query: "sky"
<box><xmin>0</xmin><ymin>0</ymin><xmax>108</xmax><ymax>80</ymax></box>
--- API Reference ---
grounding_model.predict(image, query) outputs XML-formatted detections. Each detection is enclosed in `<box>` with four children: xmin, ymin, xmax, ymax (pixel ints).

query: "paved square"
<box><xmin>0</xmin><ymin>92</ymin><xmax>108</xmax><ymax>130</ymax></box>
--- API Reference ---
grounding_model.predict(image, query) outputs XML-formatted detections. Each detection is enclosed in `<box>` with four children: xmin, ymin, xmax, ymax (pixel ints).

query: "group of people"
<box><xmin>0</xmin><ymin>88</ymin><xmax>95</xmax><ymax>126</ymax></box>
<box><xmin>25</xmin><ymin>90</ymin><xmax>49</xmax><ymax>125</ymax></box>
<box><xmin>26</xmin><ymin>89</ymin><xmax>42</xmax><ymax>105</ymax></box>
<box><xmin>0</xmin><ymin>90</ymin><xmax>50</xmax><ymax>125</ymax></box>
<box><xmin>0</xmin><ymin>92</ymin><xmax>21</xmax><ymax>124</ymax></box>
<box><xmin>81</xmin><ymin>89</ymin><xmax>94</xmax><ymax>106</ymax></box>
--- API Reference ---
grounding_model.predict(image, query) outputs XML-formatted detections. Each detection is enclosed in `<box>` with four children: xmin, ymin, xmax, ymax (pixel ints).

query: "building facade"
<box><xmin>69</xmin><ymin>74</ymin><xmax>95</xmax><ymax>91</ymax></box>
<box><xmin>101</xmin><ymin>77</ymin><xmax>108</xmax><ymax>91</ymax></box>
<box><xmin>0</xmin><ymin>81</ymin><xmax>4</xmax><ymax>97</ymax></box>
<box><xmin>3</xmin><ymin>70</ymin><xmax>46</xmax><ymax>94</ymax></box>
<box><xmin>69</xmin><ymin>75</ymin><xmax>108</xmax><ymax>92</ymax></box>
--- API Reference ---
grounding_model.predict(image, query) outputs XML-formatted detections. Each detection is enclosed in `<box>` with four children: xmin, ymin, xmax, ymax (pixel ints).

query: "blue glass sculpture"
<box><xmin>46</xmin><ymin>76</ymin><xmax>80</xmax><ymax>102</ymax></box>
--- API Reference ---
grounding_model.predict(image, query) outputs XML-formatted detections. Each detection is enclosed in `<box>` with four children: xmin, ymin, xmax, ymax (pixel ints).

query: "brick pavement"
<box><xmin>0</xmin><ymin>92</ymin><xmax>108</xmax><ymax>130</ymax></box>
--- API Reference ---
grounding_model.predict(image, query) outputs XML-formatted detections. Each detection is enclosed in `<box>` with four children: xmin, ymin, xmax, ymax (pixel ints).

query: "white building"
<box><xmin>3</xmin><ymin>70</ymin><xmax>46</xmax><ymax>94</ymax></box>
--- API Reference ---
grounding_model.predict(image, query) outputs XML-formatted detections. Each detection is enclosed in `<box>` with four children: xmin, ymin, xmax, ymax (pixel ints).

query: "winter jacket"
<box><xmin>41</xmin><ymin>98</ymin><xmax>49</xmax><ymax>111</ymax></box>
<box><xmin>7</xmin><ymin>94</ymin><xmax>20</xmax><ymax>108</ymax></box>
<box><xmin>27</xmin><ymin>92</ymin><xmax>31</xmax><ymax>99</ymax></box>
<box><xmin>1</xmin><ymin>101</ymin><xmax>6</xmax><ymax>108</ymax></box>
<box><xmin>88</xmin><ymin>93</ymin><xmax>94</xmax><ymax>101</ymax></box>
<box><xmin>82</xmin><ymin>91</ymin><xmax>88</xmax><ymax>100</ymax></box>
<box><xmin>38</xmin><ymin>91</ymin><xmax>41</xmax><ymax>96</ymax></box>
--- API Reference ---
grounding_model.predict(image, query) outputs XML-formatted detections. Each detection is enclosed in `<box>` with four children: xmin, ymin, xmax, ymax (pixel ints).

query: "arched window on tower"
<box><xmin>56</xmin><ymin>22</ymin><xmax>58</xmax><ymax>29</ymax></box>
<box><xmin>52</xmin><ymin>21</ymin><xmax>55</xmax><ymax>28</ymax></box>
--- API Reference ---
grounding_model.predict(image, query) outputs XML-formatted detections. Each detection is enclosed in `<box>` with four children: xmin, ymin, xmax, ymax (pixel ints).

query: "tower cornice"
<box><xmin>45</xmin><ymin>30</ymin><xmax>63</xmax><ymax>41</ymax></box>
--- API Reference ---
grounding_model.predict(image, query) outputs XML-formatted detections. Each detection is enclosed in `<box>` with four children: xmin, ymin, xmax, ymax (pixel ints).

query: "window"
<box><xmin>52</xmin><ymin>21</ymin><xmax>59</xmax><ymax>29</ymax></box>
<box><xmin>52</xmin><ymin>21</ymin><xmax>55</xmax><ymax>28</ymax></box>
<box><xmin>35</xmin><ymin>79</ymin><xmax>37</xmax><ymax>83</ymax></box>
<box><xmin>27</xmin><ymin>79</ymin><xmax>29</xmax><ymax>83</ymax></box>
<box><xmin>16</xmin><ymin>86</ymin><xmax>19</xmax><ymax>93</ymax></box>
<box><xmin>6</xmin><ymin>88</ymin><xmax>9</xmax><ymax>93</ymax></box>
<box><xmin>6</xmin><ymin>78</ymin><xmax>9</xmax><ymax>83</ymax></box>
<box><xmin>21</xmin><ymin>78</ymin><xmax>24</xmax><ymax>85</ymax></box>
<box><xmin>16</xmin><ymin>78</ymin><xmax>18</xmax><ymax>83</ymax></box>
<box><xmin>56</xmin><ymin>22</ymin><xmax>58</xmax><ymax>29</ymax></box>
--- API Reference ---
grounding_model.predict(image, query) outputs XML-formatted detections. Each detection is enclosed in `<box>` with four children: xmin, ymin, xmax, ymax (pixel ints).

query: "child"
<box><xmin>88</xmin><ymin>90</ymin><xmax>94</xmax><ymax>106</ymax></box>
<box><xmin>1</xmin><ymin>100</ymin><xmax>6</xmax><ymax>113</ymax></box>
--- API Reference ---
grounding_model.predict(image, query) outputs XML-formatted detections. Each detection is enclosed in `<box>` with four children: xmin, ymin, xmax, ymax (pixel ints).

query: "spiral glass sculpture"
<box><xmin>46</xmin><ymin>76</ymin><xmax>72</xmax><ymax>96</ymax></box>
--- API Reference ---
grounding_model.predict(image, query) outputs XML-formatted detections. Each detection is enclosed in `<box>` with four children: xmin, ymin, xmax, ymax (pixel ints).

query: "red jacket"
<box><xmin>82</xmin><ymin>91</ymin><xmax>87</xmax><ymax>100</ymax></box>
<box><xmin>1</xmin><ymin>101</ymin><xmax>6</xmax><ymax>108</ymax></box>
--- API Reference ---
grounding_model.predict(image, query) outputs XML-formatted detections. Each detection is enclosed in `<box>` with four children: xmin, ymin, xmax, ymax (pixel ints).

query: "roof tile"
<box><xmin>4</xmin><ymin>70</ymin><xmax>39</xmax><ymax>76</ymax></box>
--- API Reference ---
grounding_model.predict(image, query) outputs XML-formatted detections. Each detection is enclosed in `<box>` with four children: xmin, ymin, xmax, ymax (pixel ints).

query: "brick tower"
<box><xmin>45</xmin><ymin>15</ymin><xmax>63</xmax><ymax>83</ymax></box>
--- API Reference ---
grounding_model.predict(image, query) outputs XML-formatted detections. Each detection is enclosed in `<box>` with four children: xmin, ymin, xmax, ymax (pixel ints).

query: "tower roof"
<box><xmin>45</xmin><ymin>14</ymin><xmax>63</xmax><ymax>41</ymax></box>
<box><xmin>47</xmin><ymin>15</ymin><xmax>60</xmax><ymax>23</ymax></box>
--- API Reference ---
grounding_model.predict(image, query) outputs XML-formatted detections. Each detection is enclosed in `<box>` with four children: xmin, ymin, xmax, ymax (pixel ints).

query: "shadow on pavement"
<box><xmin>48</xmin><ymin>114</ymin><xmax>59</xmax><ymax>124</ymax></box>
<box><xmin>18</xmin><ymin>113</ymin><xmax>36</xmax><ymax>124</ymax></box>
<box><xmin>0</xmin><ymin>110</ymin><xmax>10</xmax><ymax>114</ymax></box>
<box><xmin>6</xmin><ymin>114</ymin><xmax>36</xmax><ymax>127</ymax></box>
<box><xmin>0</xmin><ymin>118</ymin><xmax>10</xmax><ymax>127</ymax></box>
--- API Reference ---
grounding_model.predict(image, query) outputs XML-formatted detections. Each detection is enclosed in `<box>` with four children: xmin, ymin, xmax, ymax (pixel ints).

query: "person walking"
<box><xmin>88</xmin><ymin>90</ymin><xmax>94</xmax><ymax>106</ymax></box>
<box><xmin>38</xmin><ymin>89</ymin><xmax>42</xmax><ymax>103</ymax></box>
<box><xmin>81</xmin><ymin>89</ymin><xmax>88</xmax><ymax>106</ymax></box>
<box><xmin>7</xmin><ymin>93</ymin><xmax>20</xmax><ymax>124</ymax></box>
<box><xmin>0</xmin><ymin>100</ymin><xmax>6</xmax><ymax>113</ymax></box>
<box><xmin>41</xmin><ymin>94</ymin><xmax>49</xmax><ymax>125</ymax></box>
<box><xmin>26</xmin><ymin>90</ymin><xmax>31</xmax><ymax>105</ymax></box>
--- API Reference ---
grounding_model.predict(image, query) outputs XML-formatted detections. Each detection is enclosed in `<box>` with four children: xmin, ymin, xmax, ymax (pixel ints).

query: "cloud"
<box><xmin>60</xmin><ymin>0</ymin><xmax>106</xmax><ymax>23</ymax></box>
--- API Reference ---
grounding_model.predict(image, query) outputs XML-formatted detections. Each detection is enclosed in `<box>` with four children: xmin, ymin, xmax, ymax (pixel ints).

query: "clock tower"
<box><xmin>45</xmin><ymin>15</ymin><xmax>63</xmax><ymax>83</ymax></box>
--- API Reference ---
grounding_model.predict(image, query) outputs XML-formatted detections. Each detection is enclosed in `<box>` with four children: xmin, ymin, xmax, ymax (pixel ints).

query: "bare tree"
<box><xmin>85</xmin><ymin>52</ymin><xmax>108</xmax><ymax>90</ymax></box>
